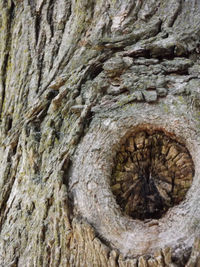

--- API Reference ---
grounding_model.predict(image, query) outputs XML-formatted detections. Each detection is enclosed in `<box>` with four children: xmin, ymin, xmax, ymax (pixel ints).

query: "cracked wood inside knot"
<box><xmin>111</xmin><ymin>130</ymin><xmax>194</xmax><ymax>220</ymax></box>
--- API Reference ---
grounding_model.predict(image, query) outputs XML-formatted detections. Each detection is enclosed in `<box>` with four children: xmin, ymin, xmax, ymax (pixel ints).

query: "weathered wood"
<box><xmin>0</xmin><ymin>0</ymin><xmax>200</xmax><ymax>266</ymax></box>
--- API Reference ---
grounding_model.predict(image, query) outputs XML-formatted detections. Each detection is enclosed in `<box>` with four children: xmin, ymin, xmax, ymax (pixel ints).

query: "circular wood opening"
<box><xmin>111</xmin><ymin>130</ymin><xmax>194</xmax><ymax>220</ymax></box>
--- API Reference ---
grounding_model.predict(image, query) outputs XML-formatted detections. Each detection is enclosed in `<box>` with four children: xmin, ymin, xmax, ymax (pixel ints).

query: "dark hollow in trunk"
<box><xmin>111</xmin><ymin>130</ymin><xmax>194</xmax><ymax>220</ymax></box>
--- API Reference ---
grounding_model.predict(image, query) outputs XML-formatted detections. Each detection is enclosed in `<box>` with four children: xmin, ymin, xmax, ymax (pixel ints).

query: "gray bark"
<box><xmin>0</xmin><ymin>0</ymin><xmax>200</xmax><ymax>266</ymax></box>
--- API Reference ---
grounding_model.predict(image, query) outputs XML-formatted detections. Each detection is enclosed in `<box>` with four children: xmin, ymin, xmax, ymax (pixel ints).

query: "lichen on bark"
<box><xmin>0</xmin><ymin>0</ymin><xmax>200</xmax><ymax>266</ymax></box>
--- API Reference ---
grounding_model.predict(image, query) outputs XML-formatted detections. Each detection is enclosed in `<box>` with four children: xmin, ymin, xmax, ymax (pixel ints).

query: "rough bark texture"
<box><xmin>1</xmin><ymin>0</ymin><xmax>200</xmax><ymax>266</ymax></box>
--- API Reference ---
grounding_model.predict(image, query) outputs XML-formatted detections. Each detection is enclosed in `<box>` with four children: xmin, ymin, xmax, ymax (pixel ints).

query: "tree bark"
<box><xmin>0</xmin><ymin>0</ymin><xmax>200</xmax><ymax>266</ymax></box>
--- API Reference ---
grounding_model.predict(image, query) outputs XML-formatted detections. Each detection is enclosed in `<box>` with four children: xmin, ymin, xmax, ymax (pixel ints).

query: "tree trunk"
<box><xmin>1</xmin><ymin>0</ymin><xmax>200</xmax><ymax>266</ymax></box>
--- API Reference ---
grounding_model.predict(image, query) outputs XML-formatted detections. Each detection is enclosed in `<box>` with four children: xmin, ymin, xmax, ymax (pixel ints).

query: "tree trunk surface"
<box><xmin>1</xmin><ymin>0</ymin><xmax>200</xmax><ymax>266</ymax></box>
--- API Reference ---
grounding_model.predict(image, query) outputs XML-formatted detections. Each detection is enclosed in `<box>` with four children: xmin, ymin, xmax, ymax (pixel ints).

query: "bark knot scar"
<box><xmin>111</xmin><ymin>130</ymin><xmax>194</xmax><ymax>220</ymax></box>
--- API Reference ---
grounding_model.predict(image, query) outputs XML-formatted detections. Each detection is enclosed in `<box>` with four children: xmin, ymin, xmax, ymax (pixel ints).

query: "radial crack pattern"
<box><xmin>111</xmin><ymin>130</ymin><xmax>194</xmax><ymax>220</ymax></box>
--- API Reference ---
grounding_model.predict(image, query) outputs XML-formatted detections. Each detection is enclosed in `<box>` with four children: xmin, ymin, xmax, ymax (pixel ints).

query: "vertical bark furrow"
<box><xmin>0</xmin><ymin>0</ymin><xmax>200</xmax><ymax>266</ymax></box>
<box><xmin>0</xmin><ymin>147</ymin><xmax>20</xmax><ymax>232</ymax></box>
<box><xmin>46</xmin><ymin>0</ymin><xmax>54</xmax><ymax>38</ymax></box>
<box><xmin>0</xmin><ymin>1</ymin><xmax>15</xmax><ymax>116</ymax></box>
